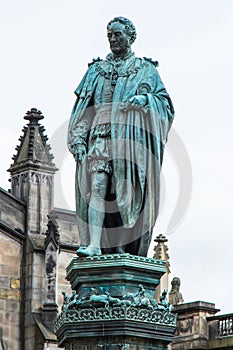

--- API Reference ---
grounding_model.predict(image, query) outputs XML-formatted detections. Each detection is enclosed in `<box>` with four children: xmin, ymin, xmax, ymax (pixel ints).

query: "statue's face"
<box><xmin>107</xmin><ymin>21</ymin><xmax>130</xmax><ymax>56</ymax></box>
<box><xmin>172</xmin><ymin>278</ymin><xmax>180</xmax><ymax>287</ymax></box>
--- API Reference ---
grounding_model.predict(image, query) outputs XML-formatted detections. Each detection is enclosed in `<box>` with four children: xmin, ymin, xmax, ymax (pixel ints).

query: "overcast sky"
<box><xmin>1</xmin><ymin>0</ymin><xmax>233</xmax><ymax>313</ymax></box>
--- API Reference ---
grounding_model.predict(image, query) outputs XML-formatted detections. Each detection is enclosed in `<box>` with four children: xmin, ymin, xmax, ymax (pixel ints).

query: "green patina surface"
<box><xmin>67</xmin><ymin>16</ymin><xmax>174</xmax><ymax>258</ymax></box>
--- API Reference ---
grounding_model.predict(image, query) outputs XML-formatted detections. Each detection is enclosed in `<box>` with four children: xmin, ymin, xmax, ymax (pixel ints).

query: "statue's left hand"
<box><xmin>128</xmin><ymin>95</ymin><xmax>147</xmax><ymax>109</ymax></box>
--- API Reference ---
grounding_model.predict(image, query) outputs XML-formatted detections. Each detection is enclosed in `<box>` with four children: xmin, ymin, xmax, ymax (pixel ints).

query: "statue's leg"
<box><xmin>77</xmin><ymin>171</ymin><xmax>109</xmax><ymax>257</ymax></box>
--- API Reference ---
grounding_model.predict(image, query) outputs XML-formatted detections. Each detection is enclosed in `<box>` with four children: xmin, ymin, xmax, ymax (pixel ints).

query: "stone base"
<box><xmin>55</xmin><ymin>254</ymin><xmax>176</xmax><ymax>349</ymax></box>
<box><xmin>62</xmin><ymin>336</ymin><xmax>169</xmax><ymax>349</ymax></box>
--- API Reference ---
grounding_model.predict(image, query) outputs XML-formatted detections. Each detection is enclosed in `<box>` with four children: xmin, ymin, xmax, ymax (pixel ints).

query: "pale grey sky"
<box><xmin>1</xmin><ymin>0</ymin><xmax>233</xmax><ymax>313</ymax></box>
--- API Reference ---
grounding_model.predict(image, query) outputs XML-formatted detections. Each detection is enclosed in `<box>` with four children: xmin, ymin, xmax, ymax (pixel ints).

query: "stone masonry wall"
<box><xmin>57</xmin><ymin>250</ymin><xmax>75</xmax><ymax>311</ymax></box>
<box><xmin>0</xmin><ymin>230</ymin><xmax>22</xmax><ymax>350</ymax></box>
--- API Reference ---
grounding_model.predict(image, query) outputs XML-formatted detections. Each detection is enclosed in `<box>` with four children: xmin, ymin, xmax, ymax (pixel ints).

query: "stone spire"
<box><xmin>8</xmin><ymin>108</ymin><xmax>58</xmax><ymax>234</ymax></box>
<box><xmin>9</xmin><ymin>108</ymin><xmax>56</xmax><ymax>173</ymax></box>
<box><xmin>153</xmin><ymin>234</ymin><xmax>170</xmax><ymax>302</ymax></box>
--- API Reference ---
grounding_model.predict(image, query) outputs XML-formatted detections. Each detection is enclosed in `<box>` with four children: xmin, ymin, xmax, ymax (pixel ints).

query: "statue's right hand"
<box><xmin>74</xmin><ymin>145</ymin><xmax>86</xmax><ymax>162</ymax></box>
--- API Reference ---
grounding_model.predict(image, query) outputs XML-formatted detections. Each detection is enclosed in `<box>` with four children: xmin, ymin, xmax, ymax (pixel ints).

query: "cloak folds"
<box><xmin>67</xmin><ymin>55</ymin><xmax>174</xmax><ymax>256</ymax></box>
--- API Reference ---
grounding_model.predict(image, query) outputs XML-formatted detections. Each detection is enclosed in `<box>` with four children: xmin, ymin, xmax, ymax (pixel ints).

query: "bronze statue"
<box><xmin>67</xmin><ymin>17</ymin><xmax>174</xmax><ymax>257</ymax></box>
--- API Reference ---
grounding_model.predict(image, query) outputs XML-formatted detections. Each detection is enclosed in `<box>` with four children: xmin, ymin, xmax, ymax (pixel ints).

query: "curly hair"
<box><xmin>107</xmin><ymin>17</ymin><xmax>137</xmax><ymax>44</ymax></box>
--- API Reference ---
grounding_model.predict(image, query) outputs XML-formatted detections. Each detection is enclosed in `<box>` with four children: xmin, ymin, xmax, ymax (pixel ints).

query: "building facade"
<box><xmin>0</xmin><ymin>109</ymin><xmax>78</xmax><ymax>349</ymax></box>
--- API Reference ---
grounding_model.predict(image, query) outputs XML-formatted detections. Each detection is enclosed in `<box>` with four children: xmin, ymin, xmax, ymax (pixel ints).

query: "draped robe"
<box><xmin>67</xmin><ymin>54</ymin><xmax>174</xmax><ymax>256</ymax></box>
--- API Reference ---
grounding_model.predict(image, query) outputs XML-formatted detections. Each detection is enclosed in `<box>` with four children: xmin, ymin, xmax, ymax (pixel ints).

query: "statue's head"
<box><xmin>171</xmin><ymin>277</ymin><xmax>181</xmax><ymax>288</ymax></box>
<box><xmin>107</xmin><ymin>17</ymin><xmax>136</xmax><ymax>56</ymax></box>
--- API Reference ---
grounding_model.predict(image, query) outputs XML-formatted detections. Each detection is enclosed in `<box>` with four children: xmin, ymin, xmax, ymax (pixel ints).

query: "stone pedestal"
<box><xmin>55</xmin><ymin>254</ymin><xmax>176</xmax><ymax>349</ymax></box>
<box><xmin>171</xmin><ymin>301</ymin><xmax>220</xmax><ymax>350</ymax></box>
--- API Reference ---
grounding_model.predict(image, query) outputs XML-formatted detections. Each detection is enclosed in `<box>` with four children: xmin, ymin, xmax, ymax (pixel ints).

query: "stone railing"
<box><xmin>208</xmin><ymin>313</ymin><xmax>233</xmax><ymax>340</ymax></box>
<box><xmin>206</xmin><ymin>313</ymin><xmax>233</xmax><ymax>349</ymax></box>
<box><xmin>217</xmin><ymin>314</ymin><xmax>233</xmax><ymax>337</ymax></box>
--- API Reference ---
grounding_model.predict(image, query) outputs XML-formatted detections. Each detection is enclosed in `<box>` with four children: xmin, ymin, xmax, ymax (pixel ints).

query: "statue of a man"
<box><xmin>168</xmin><ymin>277</ymin><xmax>184</xmax><ymax>305</ymax></box>
<box><xmin>67</xmin><ymin>17</ymin><xmax>174</xmax><ymax>257</ymax></box>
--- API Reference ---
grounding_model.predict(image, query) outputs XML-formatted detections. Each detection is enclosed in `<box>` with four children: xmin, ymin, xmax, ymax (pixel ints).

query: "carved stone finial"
<box><xmin>168</xmin><ymin>277</ymin><xmax>184</xmax><ymax>306</ymax></box>
<box><xmin>154</xmin><ymin>233</ymin><xmax>168</xmax><ymax>244</ymax></box>
<box><xmin>153</xmin><ymin>234</ymin><xmax>169</xmax><ymax>262</ymax></box>
<box><xmin>44</xmin><ymin>214</ymin><xmax>60</xmax><ymax>251</ymax></box>
<box><xmin>24</xmin><ymin>108</ymin><xmax>44</xmax><ymax>124</ymax></box>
